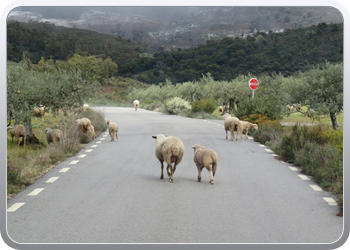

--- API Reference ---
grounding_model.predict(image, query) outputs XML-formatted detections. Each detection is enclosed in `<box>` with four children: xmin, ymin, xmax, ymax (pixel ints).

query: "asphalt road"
<box><xmin>6</xmin><ymin>107</ymin><xmax>343</xmax><ymax>244</ymax></box>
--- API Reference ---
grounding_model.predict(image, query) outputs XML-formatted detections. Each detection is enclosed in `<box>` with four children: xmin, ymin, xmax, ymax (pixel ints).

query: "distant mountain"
<box><xmin>8</xmin><ymin>6</ymin><xmax>343</xmax><ymax>51</ymax></box>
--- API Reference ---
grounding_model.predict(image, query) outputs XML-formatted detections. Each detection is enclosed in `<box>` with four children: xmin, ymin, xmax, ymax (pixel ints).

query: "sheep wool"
<box><xmin>133</xmin><ymin>100</ymin><xmax>140</xmax><ymax>111</ymax></box>
<box><xmin>8</xmin><ymin>125</ymin><xmax>26</xmax><ymax>148</ymax></box>
<box><xmin>152</xmin><ymin>134</ymin><xmax>185</xmax><ymax>183</ymax></box>
<box><xmin>240</xmin><ymin>121</ymin><xmax>258</xmax><ymax>139</ymax></box>
<box><xmin>192</xmin><ymin>144</ymin><xmax>218</xmax><ymax>184</ymax></box>
<box><xmin>45</xmin><ymin>128</ymin><xmax>63</xmax><ymax>144</ymax></box>
<box><xmin>223</xmin><ymin>115</ymin><xmax>243</xmax><ymax>141</ymax></box>
<box><xmin>106</xmin><ymin>119</ymin><xmax>118</xmax><ymax>141</ymax></box>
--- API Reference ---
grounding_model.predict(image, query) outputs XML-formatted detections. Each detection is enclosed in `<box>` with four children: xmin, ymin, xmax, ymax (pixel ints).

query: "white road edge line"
<box><xmin>323</xmin><ymin>197</ymin><xmax>338</xmax><ymax>206</ymax></box>
<box><xmin>78</xmin><ymin>154</ymin><xmax>86</xmax><ymax>158</ymax></box>
<box><xmin>85</xmin><ymin>149</ymin><xmax>93</xmax><ymax>152</ymax></box>
<box><xmin>91</xmin><ymin>145</ymin><xmax>98</xmax><ymax>148</ymax></box>
<box><xmin>265</xmin><ymin>149</ymin><xmax>274</xmax><ymax>153</ymax></box>
<box><xmin>28</xmin><ymin>188</ymin><xmax>45</xmax><ymax>196</ymax></box>
<box><xmin>298</xmin><ymin>175</ymin><xmax>310</xmax><ymax>180</ymax></box>
<box><xmin>289</xmin><ymin>167</ymin><xmax>299</xmax><ymax>171</ymax></box>
<box><xmin>45</xmin><ymin>177</ymin><xmax>59</xmax><ymax>183</ymax></box>
<box><xmin>96</xmin><ymin>141</ymin><xmax>102</xmax><ymax>144</ymax></box>
<box><xmin>310</xmin><ymin>185</ymin><xmax>323</xmax><ymax>191</ymax></box>
<box><xmin>7</xmin><ymin>203</ymin><xmax>25</xmax><ymax>212</ymax></box>
<box><xmin>69</xmin><ymin>160</ymin><xmax>79</xmax><ymax>164</ymax></box>
<box><xmin>59</xmin><ymin>168</ymin><xmax>70</xmax><ymax>173</ymax></box>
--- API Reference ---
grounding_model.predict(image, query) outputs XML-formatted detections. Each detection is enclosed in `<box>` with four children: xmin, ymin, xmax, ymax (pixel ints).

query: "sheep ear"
<box><xmin>152</xmin><ymin>135</ymin><xmax>157</xmax><ymax>139</ymax></box>
<box><xmin>192</xmin><ymin>146</ymin><xmax>195</xmax><ymax>149</ymax></box>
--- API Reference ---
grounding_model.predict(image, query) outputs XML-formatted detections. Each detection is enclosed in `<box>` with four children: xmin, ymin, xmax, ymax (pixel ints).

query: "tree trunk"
<box><xmin>330</xmin><ymin>110</ymin><xmax>338</xmax><ymax>130</ymax></box>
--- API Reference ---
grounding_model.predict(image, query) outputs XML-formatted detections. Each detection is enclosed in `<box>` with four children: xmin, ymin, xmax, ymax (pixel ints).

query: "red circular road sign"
<box><xmin>249</xmin><ymin>78</ymin><xmax>259</xmax><ymax>90</ymax></box>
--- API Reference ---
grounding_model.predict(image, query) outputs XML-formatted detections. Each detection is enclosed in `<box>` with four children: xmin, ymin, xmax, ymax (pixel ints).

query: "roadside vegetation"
<box><xmin>7</xmin><ymin>19</ymin><xmax>343</xmax><ymax>216</ymax></box>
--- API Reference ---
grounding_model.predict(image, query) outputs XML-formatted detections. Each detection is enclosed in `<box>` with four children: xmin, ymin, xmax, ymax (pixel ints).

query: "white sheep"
<box><xmin>192</xmin><ymin>144</ymin><xmax>218</xmax><ymax>185</ymax></box>
<box><xmin>75</xmin><ymin>118</ymin><xmax>92</xmax><ymax>133</ymax></box>
<box><xmin>152</xmin><ymin>134</ymin><xmax>185</xmax><ymax>183</ymax></box>
<box><xmin>45</xmin><ymin>128</ymin><xmax>63</xmax><ymax>144</ymax></box>
<box><xmin>286</xmin><ymin>104</ymin><xmax>294</xmax><ymax>112</ymax></box>
<box><xmin>133</xmin><ymin>100</ymin><xmax>140</xmax><ymax>111</ymax></box>
<box><xmin>218</xmin><ymin>106</ymin><xmax>224</xmax><ymax>114</ymax></box>
<box><xmin>83</xmin><ymin>104</ymin><xmax>89</xmax><ymax>112</ymax></box>
<box><xmin>223</xmin><ymin>114</ymin><xmax>243</xmax><ymax>141</ymax></box>
<box><xmin>240</xmin><ymin>121</ymin><xmax>258</xmax><ymax>139</ymax></box>
<box><xmin>32</xmin><ymin>106</ymin><xmax>45</xmax><ymax>120</ymax></box>
<box><xmin>8</xmin><ymin>125</ymin><xmax>26</xmax><ymax>148</ymax></box>
<box><xmin>106</xmin><ymin>119</ymin><xmax>118</xmax><ymax>141</ymax></box>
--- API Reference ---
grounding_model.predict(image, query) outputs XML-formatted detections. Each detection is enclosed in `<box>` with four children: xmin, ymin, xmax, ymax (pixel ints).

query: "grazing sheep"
<box><xmin>192</xmin><ymin>144</ymin><xmax>218</xmax><ymax>184</ymax></box>
<box><xmin>32</xmin><ymin>106</ymin><xmax>45</xmax><ymax>120</ymax></box>
<box><xmin>152</xmin><ymin>134</ymin><xmax>185</xmax><ymax>183</ymax></box>
<box><xmin>287</xmin><ymin>104</ymin><xmax>294</xmax><ymax>112</ymax></box>
<box><xmin>133</xmin><ymin>100</ymin><xmax>140</xmax><ymax>111</ymax></box>
<box><xmin>106</xmin><ymin>119</ymin><xmax>118</xmax><ymax>141</ymax></box>
<box><xmin>8</xmin><ymin>125</ymin><xmax>26</xmax><ymax>148</ymax></box>
<box><xmin>45</xmin><ymin>128</ymin><xmax>63</xmax><ymax>144</ymax></box>
<box><xmin>223</xmin><ymin>114</ymin><xmax>243</xmax><ymax>141</ymax></box>
<box><xmin>75</xmin><ymin>118</ymin><xmax>92</xmax><ymax>133</ymax></box>
<box><xmin>240</xmin><ymin>121</ymin><xmax>258</xmax><ymax>139</ymax></box>
<box><xmin>218</xmin><ymin>106</ymin><xmax>224</xmax><ymax>114</ymax></box>
<box><xmin>306</xmin><ymin>108</ymin><xmax>316</xmax><ymax>122</ymax></box>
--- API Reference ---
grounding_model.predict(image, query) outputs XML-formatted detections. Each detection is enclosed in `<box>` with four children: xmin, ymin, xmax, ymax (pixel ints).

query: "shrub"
<box><xmin>321</xmin><ymin>128</ymin><xmax>343</xmax><ymax>154</ymax></box>
<box><xmin>7</xmin><ymin>155</ymin><xmax>22</xmax><ymax>186</ymax></box>
<box><xmin>241</xmin><ymin>113</ymin><xmax>268</xmax><ymax>126</ymax></box>
<box><xmin>275</xmin><ymin>124</ymin><xmax>327</xmax><ymax>162</ymax></box>
<box><xmin>252</xmin><ymin>120</ymin><xmax>284</xmax><ymax>144</ymax></box>
<box><xmin>165</xmin><ymin>97</ymin><xmax>192</xmax><ymax>115</ymax></box>
<box><xmin>191</xmin><ymin>99</ymin><xmax>217</xmax><ymax>113</ymax></box>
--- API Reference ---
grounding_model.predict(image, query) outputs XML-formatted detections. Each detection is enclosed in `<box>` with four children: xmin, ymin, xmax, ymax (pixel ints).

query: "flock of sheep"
<box><xmin>7</xmin><ymin>104</ymin><xmax>95</xmax><ymax>148</ymax></box>
<box><xmin>8</xmin><ymin>99</ymin><xmax>260</xmax><ymax>185</ymax></box>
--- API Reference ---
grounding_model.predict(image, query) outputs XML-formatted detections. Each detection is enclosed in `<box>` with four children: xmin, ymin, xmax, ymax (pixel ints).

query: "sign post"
<box><xmin>249</xmin><ymin>78</ymin><xmax>259</xmax><ymax>98</ymax></box>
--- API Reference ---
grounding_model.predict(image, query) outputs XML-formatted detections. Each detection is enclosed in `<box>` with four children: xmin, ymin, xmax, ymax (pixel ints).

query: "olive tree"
<box><xmin>7</xmin><ymin>57</ymin><xmax>93</xmax><ymax>141</ymax></box>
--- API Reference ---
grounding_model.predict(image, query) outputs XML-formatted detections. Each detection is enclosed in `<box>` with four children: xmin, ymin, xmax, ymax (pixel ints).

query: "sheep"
<box><xmin>240</xmin><ymin>121</ymin><xmax>258</xmax><ymax>139</ymax></box>
<box><xmin>223</xmin><ymin>114</ymin><xmax>243</xmax><ymax>141</ymax></box>
<box><xmin>152</xmin><ymin>134</ymin><xmax>185</xmax><ymax>183</ymax></box>
<box><xmin>75</xmin><ymin>118</ymin><xmax>92</xmax><ymax>133</ymax></box>
<box><xmin>192</xmin><ymin>144</ymin><xmax>218</xmax><ymax>185</ymax></box>
<box><xmin>306</xmin><ymin>108</ymin><xmax>316</xmax><ymax>122</ymax></box>
<box><xmin>32</xmin><ymin>105</ymin><xmax>45</xmax><ymax>120</ymax></box>
<box><xmin>45</xmin><ymin>128</ymin><xmax>63</xmax><ymax>144</ymax></box>
<box><xmin>106</xmin><ymin>119</ymin><xmax>118</xmax><ymax>141</ymax></box>
<box><xmin>83</xmin><ymin>104</ymin><xmax>89</xmax><ymax>112</ymax></box>
<box><xmin>8</xmin><ymin>125</ymin><xmax>26</xmax><ymax>148</ymax></box>
<box><xmin>287</xmin><ymin>104</ymin><xmax>294</xmax><ymax>112</ymax></box>
<box><xmin>88</xmin><ymin>125</ymin><xmax>96</xmax><ymax>140</ymax></box>
<box><xmin>133</xmin><ymin>100</ymin><xmax>140</xmax><ymax>111</ymax></box>
<box><xmin>218</xmin><ymin>106</ymin><xmax>224</xmax><ymax>114</ymax></box>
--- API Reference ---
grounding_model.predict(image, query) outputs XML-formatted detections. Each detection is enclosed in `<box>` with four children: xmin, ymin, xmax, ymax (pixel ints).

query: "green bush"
<box><xmin>253</xmin><ymin>120</ymin><xmax>284</xmax><ymax>144</ymax></box>
<box><xmin>191</xmin><ymin>99</ymin><xmax>217</xmax><ymax>113</ymax></box>
<box><xmin>321</xmin><ymin>128</ymin><xmax>343</xmax><ymax>154</ymax></box>
<box><xmin>165</xmin><ymin>97</ymin><xmax>192</xmax><ymax>115</ymax></box>
<box><xmin>275</xmin><ymin>125</ymin><xmax>327</xmax><ymax>162</ymax></box>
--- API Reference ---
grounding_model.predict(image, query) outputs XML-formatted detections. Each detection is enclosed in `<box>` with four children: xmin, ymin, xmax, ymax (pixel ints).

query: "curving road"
<box><xmin>6</xmin><ymin>107</ymin><xmax>343</xmax><ymax>244</ymax></box>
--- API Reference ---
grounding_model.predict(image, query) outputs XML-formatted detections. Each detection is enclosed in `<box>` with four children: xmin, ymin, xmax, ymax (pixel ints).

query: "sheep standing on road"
<box><xmin>152</xmin><ymin>134</ymin><xmax>185</xmax><ymax>183</ymax></box>
<box><xmin>45</xmin><ymin>128</ymin><xmax>63</xmax><ymax>144</ymax></box>
<box><xmin>106</xmin><ymin>119</ymin><xmax>118</xmax><ymax>141</ymax></box>
<box><xmin>240</xmin><ymin>121</ymin><xmax>258</xmax><ymax>139</ymax></box>
<box><xmin>223</xmin><ymin>113</ymin><xmax>243</xmax><ymax>141</ymax></box>
<box><xmin>192</xmin><ymin>144</ymin><xmax>218</xmax><ymax>184</ymax></box>
<box><xmin>133</xmin><ymin>100</ymin><xmax>140</xmax><ymax>111</ymax></box>
<box><xmin>8</xmin><ymin>125</ymin><xmax>26</xmax><ymax>148</ymax></box>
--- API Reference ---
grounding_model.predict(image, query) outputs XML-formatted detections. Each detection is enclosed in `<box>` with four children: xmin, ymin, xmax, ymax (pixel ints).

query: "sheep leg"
<box><xmin>225</xmin><ymin>129</ymin><xmax>228</xmax><ymax>140</ymax></box>
<box><xmin>168</xmin><ymin>164</ymin><xmax>174</xmax><ymax>183</ymax></box>
<box><xmin>166</xmin><ymin>165</ymin><xmax>171</xmax><ymax>177</ymax></box>
<box><xmin>197</xmin><ymin>165</ymin><xmax>202</xmax><ymax>182</ymax></box>
<box><xmin>204</xmin><ymin>164</ymin><xmax>214</xmax><ymax>184</ymax></box>
<box><xmin>160</xmin><ymin>161</ymin><xmax>164</xmax><ymax>179</ymax></box>
<box><xmin>110</xmin><ymin>132</ymin><xmax>114</xmax><ymax>141</ymax></box>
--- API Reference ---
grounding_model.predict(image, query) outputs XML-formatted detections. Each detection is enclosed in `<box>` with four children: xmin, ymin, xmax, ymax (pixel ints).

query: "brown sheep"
<box><xmin>75</xmin><ymin>118</ymin><xmax>92</xmax><ymax>133</ymax></box>
<box><xmin>106</xmin><ymin>119</ymin><xmax>118</xmax><ymax>141</ymax></box>
<box><xmin>8</xmin><ymin>125</ymin><xmax>26</xmax><ymax>148</ymax></box>
<box><xmin>88</xmin><ymin>125</ymin><xmax>96</xmax><ymax>140</ymax></box>
<box><xmin>152</xmin><ymin>134</ymin><xmax>185</xmax><ymax>183</ymax></box>
<box><xmin>240</xmin><ymin>121</ymin><xmax>258</xmax><ymax>139</ymax></box>
<box><xmin>32</xmin><ymin>106</ymin><xmax>45</xmax><ymax>121</ymax></box>
<box><xmin>45</xmin><ymin>128</ymin><xmax>63</xmax><ymax>144</ymax></box>
<box><xmin>192</xmin><ymin>144</ymin><xmax>218</xmax><ymax>184</ymax></box>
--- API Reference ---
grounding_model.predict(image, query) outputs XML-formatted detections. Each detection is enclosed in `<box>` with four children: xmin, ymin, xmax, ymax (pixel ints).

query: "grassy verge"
<box><xmin>7</xmin><ymin>108</ymin><xmax>107</xmax><ymax>199</ymax></box>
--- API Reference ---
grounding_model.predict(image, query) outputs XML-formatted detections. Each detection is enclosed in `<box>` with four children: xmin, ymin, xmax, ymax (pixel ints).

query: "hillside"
<box><xmin>8</xmin><ymin>6</ymin><xmax>343</xmax><ymax>51</ymax></box>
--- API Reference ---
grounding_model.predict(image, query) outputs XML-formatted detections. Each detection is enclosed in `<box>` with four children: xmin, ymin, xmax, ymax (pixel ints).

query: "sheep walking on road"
<box><xmin>152</xmin><ymin>134</ymin><xmax>184</xmax><ymax>183</ymax></box>
<box><xmin>45</xmin><ymin>128</ymin><xmax>63</xmax><ymax>144</ymax></box>
<box><xmin>223</xmin><ymin>113</ymin><xmax>243</xmax><ymax>141</ymax></box>
<box><xmin>192</xmin><ymin>144</ymin><xmax>218</xmax><ymax>184</ymax></box>
<box><xmin>133</xmin><ymin>100</ymin><xmax>140</xmax><ymax>111</ymax></box>
<box><xmin>106</xmin><ymin>119</ymin><xmax>118</xmax><ymax>141</ymax></box>
<box><xmin>8</xmin><ymin>125</ymin><xmax>26</xmax><ymax>148</ymax></box>
<box><xmin>240</xmin><ymin>121</ymin><xmax>258</xmax><ymax>139</ymax></box>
